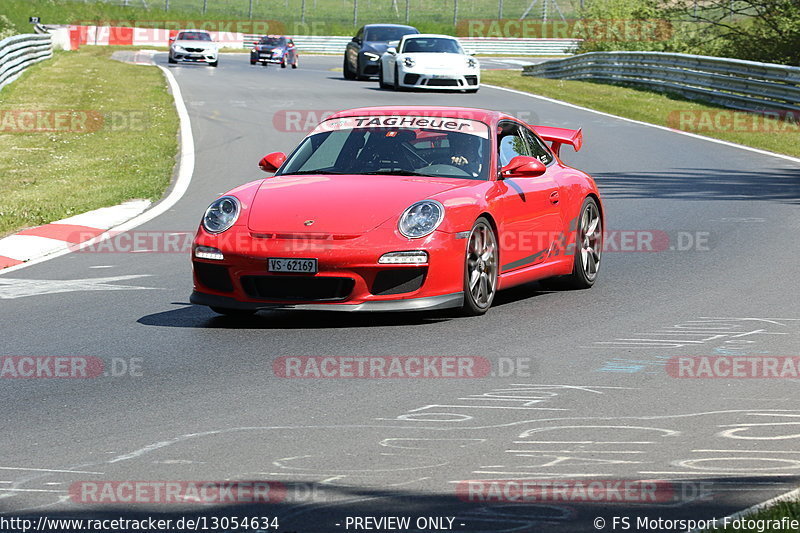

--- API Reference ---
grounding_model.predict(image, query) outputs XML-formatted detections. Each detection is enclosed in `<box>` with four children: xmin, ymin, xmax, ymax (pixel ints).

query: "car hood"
<box><xmin>363</xmin><ymin>41</ymin><xmax>392</xmax><ymax>54</ymax></box>
<box><xmin>173</xmin><ymin>40</ymin><xmax>217</xmax><ymax>48</ymax></box>
<box><xmin>247</xmin><ymin>174</ymin><xmax>473</xmax><ymax>234</ymax></box>
<box><xmin>401</xmin><ymin>53</ymin><xmax>466</xmax><ymax>69</ymax></box>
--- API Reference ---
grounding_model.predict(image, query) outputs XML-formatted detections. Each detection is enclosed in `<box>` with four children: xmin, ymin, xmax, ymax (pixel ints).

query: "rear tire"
<box><xmin>292</xmin><ymin>56</ymin><xmax>298</xmax><ymax>68</ymax></box>
<box><xmin>460</xmin><ymin>217</ymin><xmax>499</xmax><ymax>316</ymax></box>
<box><xmin>557</xmin><ymin>196</ymin><xmax>602</xmax><ymax>289</ymax></box>
<box><xmin>210</xmin><ymin>307</ymin><xmax>257</xmax><ymax>317</ymax></box>
<box><xmin>378</xmin><ymin>65</ymin><xmax>390</xmax><ymax>89</ymax></box>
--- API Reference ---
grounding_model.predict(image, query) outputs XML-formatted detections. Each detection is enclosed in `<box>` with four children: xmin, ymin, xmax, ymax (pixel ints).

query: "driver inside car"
<box><xmin>446</xmin><ymin>133</ymin><xmax>483</xmax><ymax>177</ymax></box>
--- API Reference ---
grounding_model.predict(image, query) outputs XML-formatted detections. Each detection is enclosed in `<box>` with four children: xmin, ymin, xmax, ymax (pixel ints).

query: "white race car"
<box><xmin>168</xmin><ymin>29</ymin><xmax>219</xmax><ymax>67</ymax></box>
<box><xmin>378</xmin><ymin>34</ymin><xmax>479</xmax><ymax>92</ymax></box>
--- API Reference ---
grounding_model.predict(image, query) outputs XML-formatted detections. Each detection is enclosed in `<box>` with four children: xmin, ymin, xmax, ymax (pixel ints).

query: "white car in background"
<box><xmin>379</xmin><ymin>34</ymin><xmax>479</xmax><ymax>92</ymax></box>
<box><xmin>168</xmin><ymin>30</ymin><xmax>219</xmax><ymax>67</ymax></box>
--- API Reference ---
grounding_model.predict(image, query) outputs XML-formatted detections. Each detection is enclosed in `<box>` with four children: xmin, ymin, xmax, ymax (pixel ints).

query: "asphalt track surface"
<box><xmin>1</xmin><ymin>54</ymin><xmax>800</xmax><ymax>532</ymax></box>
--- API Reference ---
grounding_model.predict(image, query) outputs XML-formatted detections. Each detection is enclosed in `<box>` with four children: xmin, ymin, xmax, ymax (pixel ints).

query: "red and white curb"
<box><xmin>0</xmin><ymin>200</ymin><xmax>152</xmax><ymax>269</ymax></box>
<box><xmin>0</xmin><ymin>63</ymin><xmax>195</xmax><ymax>275</ymax></box>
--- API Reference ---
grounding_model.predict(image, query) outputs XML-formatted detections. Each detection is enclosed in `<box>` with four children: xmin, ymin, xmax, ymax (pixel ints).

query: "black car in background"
<box><xmin>343</xmin><ymin>24</ymin><xmax>419</xmax><ymax>79</ymax></box>
<box><xmin>250</xmin><ymin>35</ymin><xmax>299</xmax><ymax>68</ymax></box>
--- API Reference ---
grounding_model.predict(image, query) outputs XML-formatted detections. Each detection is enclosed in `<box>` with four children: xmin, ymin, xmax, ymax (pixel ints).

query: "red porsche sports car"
<box><xmin>190</xmin><ymin>106</ymin><xmax>603</xmax><ymax>316</ymax></box>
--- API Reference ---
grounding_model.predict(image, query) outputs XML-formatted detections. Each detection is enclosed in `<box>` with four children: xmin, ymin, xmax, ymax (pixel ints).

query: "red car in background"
<box><xmin>190</xmin><ymin>106</ymin><xmax>603</xmax><ymax>316</ymax></box>
<box><xmin>250</xmin><ymin>35</ymin><xmax>299</xmax><ymax>68</ymax></box>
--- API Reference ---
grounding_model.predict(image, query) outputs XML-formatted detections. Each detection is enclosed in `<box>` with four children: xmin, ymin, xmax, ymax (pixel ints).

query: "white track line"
<box><xmin>0</xmin><ymin>65</ymin><xmax>195</xmax><ymax>275</ymax></box>
<box><xmin>483</xmin><ymin>84</ymin><xmax>800</xmax><ymax>165</ymax></box>
<box><xmin>481</xmin><ymin>86</ymin><xmax>800</xmax><ymax>529</ymax></box>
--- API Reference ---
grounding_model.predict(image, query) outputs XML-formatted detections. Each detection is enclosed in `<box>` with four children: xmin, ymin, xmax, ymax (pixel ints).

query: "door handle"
<box><xmin>549</xmin><ymin>191</ymin><xmax>560</xmax><ymax>204</ymax></box>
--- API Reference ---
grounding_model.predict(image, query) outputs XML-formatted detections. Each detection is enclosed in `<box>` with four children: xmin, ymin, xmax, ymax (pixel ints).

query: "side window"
<box><xmin>522</xmin><ymin>128</ymin><xmax>554</xmax><ymax>165</ymax></box>
<box><xmin>497</xmin><ymin>122</ymin><xmax>530</xmax><ymax>168</ymax></box>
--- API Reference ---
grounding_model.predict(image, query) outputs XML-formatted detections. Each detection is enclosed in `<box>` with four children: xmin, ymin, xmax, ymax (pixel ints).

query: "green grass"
<box><xmin>0</xmin><ymin>47</ymin><xmax>178</xmax><ymax>236</ymax></box>
<box><xmin>482</xmin><ymin>71</ymin><xmax>800</xmax><ymax>158</ymax></box>
<box><xmin>702</xmin><ymin>497</ymin><xmax>800</xmax><ymax>532</ymax></box>
<box><xmin>3</xmin><ymin>0</ymin><xmax>580</xmax><ymax>37</ymax></box>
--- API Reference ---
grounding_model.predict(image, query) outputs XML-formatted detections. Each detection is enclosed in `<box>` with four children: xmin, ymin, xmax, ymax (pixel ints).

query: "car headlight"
<box><xmin>398</xmin><ymin>200</ymin><xmax>444</xmax><ymax>239</ymax></box>
<box><xmin>173</xmin><ymin>45</ymin><xmax>185</xmax><ymax>52</ymax></box>
<box><xmin>202</xmin><ymin>196</ymin><xmax>240</xmax><ymax>234</ymax></box>
<box><xmin>467</xmin><ymin>57</ymin><xmax>478</xmax><ymax>69</ymax></box>
<box><xmin>363</xmin><ymin>52</ymin><xmax>380</xmax><ymax>61</ymax></box>
<box><xmin>403</xmin><ymin>57</ymin><xmax>415</xmax><ymax>68</ymax></box>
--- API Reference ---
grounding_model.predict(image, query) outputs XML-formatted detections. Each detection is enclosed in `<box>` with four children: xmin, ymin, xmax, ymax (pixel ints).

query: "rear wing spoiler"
<box><xmin>533</xmin><ymin>126</ymin><xmax>583</xmax><ymax>157</ymax></box>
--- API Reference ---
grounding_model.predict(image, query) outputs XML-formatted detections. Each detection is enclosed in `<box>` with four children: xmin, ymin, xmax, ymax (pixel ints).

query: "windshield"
<box><xmin>177</xmin><ymin>32</ymin><xmax>212</xmax><ymax>41</ymax></box>
<box><xmin>402</xmin><ymin>37</ymin><xmax>462</xmax><ymax>54</ymax></box>
<box><xmin>365</xmin><ymin>27</ymin><xmax>418</xmax><ymax>42</ymax></box>
<box><xmin>277</xmin><ymin>116</ymin><xmax>490</xmax><ymax>180</ymax></box>
<box><xmin>259</xmin><ymin>37</ymin><xmax>285</xmax><ymax>46</ymax></box>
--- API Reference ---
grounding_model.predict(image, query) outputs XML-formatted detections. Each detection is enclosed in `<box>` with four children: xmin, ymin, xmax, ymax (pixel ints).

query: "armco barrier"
<box><xmin>0</xmin><ymin>34</ymin><xmax>53</xmax><ymax>91</ymax></box>
<box><xmin>243</xmin><ymin>35</ymin><xmax>580</xmax><ymax>55</ymax></box>
<box><xmin>523</xmin><ymin>51</ymin><xmax>800</xmax><ymax>113</ymax></box>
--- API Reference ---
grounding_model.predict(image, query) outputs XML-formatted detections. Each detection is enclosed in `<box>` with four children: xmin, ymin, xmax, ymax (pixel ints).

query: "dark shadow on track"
<box><xmin>137</xmin><ymin>283</ymin><xmax>554</xmax><ymax>329</ymax></box>
<box><xmin>3</xmin><ymin>476</ymin><xmax>797</xmax><ymax>533</ymax></box>
<box><xmin>594</xmin><ymin>167</ymin><xmax>800</xmax><ymax>203</ymax></box>
<box><xmin>137</xmin><ymin>303</ymin><xmax>451</xmax><ymax>329</ymax></box>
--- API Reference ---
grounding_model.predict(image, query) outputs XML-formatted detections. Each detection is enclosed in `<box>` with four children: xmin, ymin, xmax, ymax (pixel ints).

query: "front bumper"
<box><xmin>191</xmin><ymin>224</ymin><xmax>467</xmax><ymax>311</ymax></box>
<box><xmin>172</xmin><ymin>50</ymin><xmax>217</xmax><ymax>63</ymax></box>
<box><xmin>191</xmin><ymin>290</ymin><xmax>463</xmax><ymax>312</ymax></box>
<box><xmin>251</xmin><ymin>51</ymin><xmax>285</xmax><ymax>64</ymax></box>
<box><xmin>398</xmin><ymin>70</ymin><xmax>479</xmax><ymax>90</ymax></box>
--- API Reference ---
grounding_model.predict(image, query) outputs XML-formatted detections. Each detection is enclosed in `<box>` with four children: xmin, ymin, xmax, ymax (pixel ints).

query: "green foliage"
<box><xmin>576</xmin><ymin>0</ymin><xmax>800</xmax><ymax>65</ymax></box>
<box><xmin>0</xmin><ymin>15</ymin><xmax>17</xmax><ymax>40</ymax></box>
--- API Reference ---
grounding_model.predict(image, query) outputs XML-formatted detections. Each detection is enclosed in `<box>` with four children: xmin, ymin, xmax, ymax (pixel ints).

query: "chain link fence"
<box><xmin>66</xmin><ymin>0</ymin><xmax>582</xmax><ymax>31</ymax></box>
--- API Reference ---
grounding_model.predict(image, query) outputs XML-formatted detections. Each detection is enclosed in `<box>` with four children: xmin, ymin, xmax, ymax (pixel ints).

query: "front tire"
<box><xmin>210</xmin><ymin>307</ymin><xmax>256</xmax><ymax>317</ymax></box>
<box><xmin>560</xmin><ymin>196</ymin><xmax>602</xmax><ymax>289</ymax></box>
<box><xmin>343</xmin><ymin>56</ymin><xmax>356</xmax><ymax>79</ymax></box>
<box><xmin>280</xmin><ymin>57</ymin><xmax>287</xmax><ymax>68</ymax></box>
<box><xmin>393</xmin><ymin>65</ymin><xmax>401</xmax><ymax>91</ymax></box>
<box><xmin>209</xmin><ymin>60</ymin><xmax>218</xmax><ymax>67</ymax></box>
<box><xmin>168</xmin><ymin>55</ymin><xmax>177</xmax><ymax>64</ymax></box>
<box><xmin>461</xmin><ymin>218</ymin><xmax>499</xmax><ymax>316</ymax></box>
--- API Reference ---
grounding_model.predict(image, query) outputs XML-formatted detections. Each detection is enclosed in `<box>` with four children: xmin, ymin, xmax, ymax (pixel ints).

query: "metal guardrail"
<box><xmin>243</xmin><ymin>35</ymin><xmax>580</xmax><ymax>55</ymax></box>
<box><xmin>523</xmin><ymin>51</ymin><xmax>800</xmax><ymax>113</ymax></box>
<box><xmin>0</xmin><ymin>34</ymin><xmax>53</xmax><ymax>91</ymax></box>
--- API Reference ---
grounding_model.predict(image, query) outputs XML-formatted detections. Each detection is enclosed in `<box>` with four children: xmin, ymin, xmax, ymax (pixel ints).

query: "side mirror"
<box><xmin>499</xmin><ymin>156</ymin><xmax>546</xmax><ymax>178</ymax></box>
<box><xmin>169</xmin><ymin>36</ymin><xmax>175</xmax><ymax>42</ymax></box>
<box><xmin>386</xmin><ymin>46</ymin><xmax>397</xmax><ymax>55</ymax></box>
<box><xmin>467</xmin><ymin>49</ymin><xmax>477</xmax><ymax>56</ymax></box>
<box><xmin>352</xmin><ymin>37</ymin><xmax>362</xmax><ymax>44</ymax></box>
<box><xmin>259</xmin><ymin>152</ymin><xmax>286</xmax><ymax>173</ymax></box>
